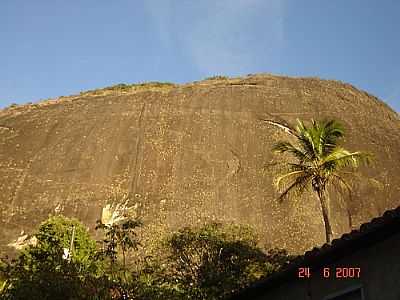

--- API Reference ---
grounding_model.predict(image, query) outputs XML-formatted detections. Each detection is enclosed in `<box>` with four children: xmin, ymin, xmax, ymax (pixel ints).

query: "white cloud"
<box><xmin>144</xmin><ymin>0</ymin><xmax>285</xmax><ymax>76</ymax></box>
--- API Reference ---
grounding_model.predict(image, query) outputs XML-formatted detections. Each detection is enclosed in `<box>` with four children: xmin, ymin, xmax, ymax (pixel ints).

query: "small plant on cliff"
<box><xmin>204</xmin><ymin>75</ymin><xmax>229</xmax><ymax>81</ymax></box>
<box><xmin>269</xmin><ymin>119</ymin><xmax>372</xmax><ymax>243</ymax></box>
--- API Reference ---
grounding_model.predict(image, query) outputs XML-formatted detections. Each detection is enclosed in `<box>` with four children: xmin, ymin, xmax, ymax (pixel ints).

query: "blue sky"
<box><xmin>1</xmin><ymin>0</ymin><xmax>399</xmax><ymax>112</ymax></box>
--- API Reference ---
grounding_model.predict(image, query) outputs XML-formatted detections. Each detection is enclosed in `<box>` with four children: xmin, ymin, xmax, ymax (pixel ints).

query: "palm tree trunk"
<box><xmin>316</xmin><ymin>189</ymin><xmax>333</xmax><ymax>243</ymax></box>
<box><xmin>346</xmin><ymin>205</ymin><xmax>353</xmax><ymax>230</ymax></box>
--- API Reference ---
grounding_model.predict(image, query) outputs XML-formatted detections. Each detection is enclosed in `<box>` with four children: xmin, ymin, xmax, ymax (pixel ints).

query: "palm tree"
<box><xmin>268</xmin><ymin>119</ymin><xmax>372</xmax><ymax>243</ymax></box>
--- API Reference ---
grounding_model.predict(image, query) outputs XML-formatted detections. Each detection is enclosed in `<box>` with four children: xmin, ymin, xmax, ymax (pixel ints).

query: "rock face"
<box><xmin>0</xmin><ymin>74</ymin><xmax>399</xmax><ymax>254</ymax></box>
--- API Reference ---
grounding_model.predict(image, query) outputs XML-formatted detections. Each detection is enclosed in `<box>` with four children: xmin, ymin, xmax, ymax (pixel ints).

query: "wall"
<box><xmin>255</xmin><ymin>231</ymin><xmax>400</xmax><ymax>300</ymax></box>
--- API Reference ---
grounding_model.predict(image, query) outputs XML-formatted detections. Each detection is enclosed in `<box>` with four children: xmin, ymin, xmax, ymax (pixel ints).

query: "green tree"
<box><xmin>137</xmin><ymin>223</ymin><xmax>293</xmax><ymax>300</ymax></box>
<box><xmin>96</xmin><ymin>219</ymin><xmax>142</xmax><ymax>274</ymax></box>
<box><xmin>95</xmin><ymin>202</ymin><xmax>142</xmax><ymax>299</ymax></box>
<box><xmin>1</xmin><ymin>216</ymin><xmax>108</xmax><ymax>300</ymax></box>
<box><xmin>35</xmin><ymin>216</ymin><xmax>98</xmax><ymax>268</ymax></box>
<box><xmin>270</xmin><ymin>119</ymin><xmax>372</xmax><ymax>243</ymax></box>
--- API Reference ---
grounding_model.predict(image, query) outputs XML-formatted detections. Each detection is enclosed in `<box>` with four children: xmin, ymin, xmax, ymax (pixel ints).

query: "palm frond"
<box><xmin>277</xmin><ymin>173</ymin><xmax>312</xmax><ymax>202</ymax></box>
<box><xmin>295</xmin><ymin>120</ymin><xmax>319</xmax><ymax>160</ymax></box>
<box><xmin>295</xmin><ymin>119</ymin><xmax>346</xmax><ymax>159</ymax></box>
<box><xmin>274</xmin><ymin>170</ymin><xmax>308</xmax><ymax>190</ymax></box>
<box><xmin>261</xmin><ymin>119</ymin><xmax>298</xmax><ymax>137</ymax></box>
<box><xmin>323</xmin><ymin>148</ymin><xmax>373</xmax><ymax>170</ymax></box>
<box><xmin>270</xmin><ymin>118</ymin><xmax>374</xmax><ymax>211</ymax></box>
<box><xmin>310</xmin><ymin>120</ymin><xmax>323</xmax><ymax>156</ymax></box>
<box><xmin>287</xmin><ymin>163</ymin><xmax>312</xmax><ymax>172</ymax></box>
<box><xmin>329</xmin><ymin>174</ymin><xmax>353</xmax><ymax>195</ymax></box>
<box><xmin>319</xmin><ymin>119</ymin><xmax>344</xmax><ymax>156</ymax></box>
<box><xmin>272</xmin><ymin>141</ymin><xmax>312</xmax><ymax>163</ymax></box>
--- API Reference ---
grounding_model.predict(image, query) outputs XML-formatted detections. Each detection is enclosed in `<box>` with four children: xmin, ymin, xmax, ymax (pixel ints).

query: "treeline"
<box><xmin>0</xmin><ymin>214</ymin><xmax>293</xmax><ymax>300</ymax></box>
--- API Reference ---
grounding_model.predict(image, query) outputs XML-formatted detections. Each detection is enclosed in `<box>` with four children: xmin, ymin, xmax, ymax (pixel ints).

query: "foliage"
<box><xmin>0</xmin><ymin>216</ymin><xmax>110</xmax><ymax>300</ymax></box>
<box><xmin>135</xmin><ymin>223</ymin><xmax>293</xmax><ymax>300</ymax></box>
<box><xmin>93</xmin><ymin>200</ymin><xmax>143</xmax><ymax>299</ymax></box>
<box><xmin>272</xmin><ymin>118</ymin><xmax>372</xmax><ymax>243</ymax></box>
<box><xmin>0</xmin><ymin>258</ymin><xmax>8</xmax><ymax>293</ymax></box>
<box><xmin>1</xmin><ymin>216</ymin><xmax>293</xmax><ymax>300</ymax></box>
<box><xmin>96</xmin><ymin>219</ymin><xmax>142</xmax><ymax>273</ymax></box>
<box><xmin>36</xmin><ymin>216</ymin><xmax>98</xmax><ymax>268</ymax></box>
<box><xmin>204</xmin><ymin>75</ymin><xmax>229</xmax><ymax>81</ymax></box>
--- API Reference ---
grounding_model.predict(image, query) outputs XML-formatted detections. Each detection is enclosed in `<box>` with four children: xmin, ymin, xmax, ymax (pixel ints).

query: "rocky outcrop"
<box><xmin>0</xmin><ymin>74</ymin><xmax>399</xmax><ymax>254</ymax></box>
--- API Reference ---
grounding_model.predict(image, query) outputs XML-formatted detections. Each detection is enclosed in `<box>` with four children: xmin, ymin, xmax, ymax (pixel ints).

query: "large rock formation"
<box><xmin>0</xmin><ymin>74</ymin><xmax>399</xmax><ymax>254</ymax></box>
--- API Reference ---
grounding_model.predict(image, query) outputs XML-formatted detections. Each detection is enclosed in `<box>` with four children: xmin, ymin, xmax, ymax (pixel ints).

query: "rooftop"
<box><xmin>230</xmin><ymin>205</ymin><xmax>400</xmax><ymax>299</ymax></box>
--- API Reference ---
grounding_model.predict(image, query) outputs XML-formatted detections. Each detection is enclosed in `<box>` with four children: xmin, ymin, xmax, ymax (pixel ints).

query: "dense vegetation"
<box><xmin>0</xmin><ymin>216</ymin><xmax>293</xmax><ymax>299</ymax></box>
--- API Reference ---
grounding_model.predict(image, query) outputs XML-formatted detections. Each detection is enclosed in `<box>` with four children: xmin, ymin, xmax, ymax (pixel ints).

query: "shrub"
<box><xmin>205</xmin><ymin>75</ymin><xmax>229</xmax><ymax>81</ymax></box>
<box><xmin>0</xmin><ymin>217</ymin><xmax>293</xmax><ymax>300</ymax></box>
<box><xmin>0</xmin><ymin>216</ymin><xmax>108</xmax><ymax>300</ymax></box>
<box><xmin>134</xmin><ymin>223</ymin><xmax>293</xmax><ymax>300</ymax></box>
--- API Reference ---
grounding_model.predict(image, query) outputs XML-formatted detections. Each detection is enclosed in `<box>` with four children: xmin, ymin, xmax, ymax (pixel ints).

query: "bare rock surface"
<box><xmin>1</xmin><ymin>74</ymin><xmax>399</xmax><ymax>254</ymax></box>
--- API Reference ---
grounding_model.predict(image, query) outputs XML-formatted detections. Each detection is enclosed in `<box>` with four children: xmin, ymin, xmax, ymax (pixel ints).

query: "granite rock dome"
<box><xmin>1</xmin><ymin>74</ymin><xmax>399</xmax><ymax>254</ymax></box>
